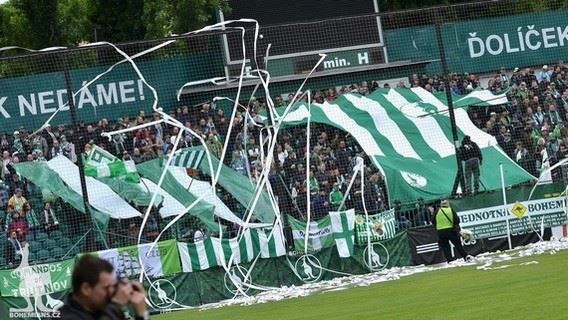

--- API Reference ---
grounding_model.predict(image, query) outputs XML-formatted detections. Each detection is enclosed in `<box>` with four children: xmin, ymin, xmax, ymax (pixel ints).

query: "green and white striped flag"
<box><xmin>0</xmin><ymin>259</ymin><xmax>74</xmax><ymax>297</ymax></box>
<box><xmin>354</xmin><ymin>209</ymin><xmax>397</xmax><ymax>245</ymax></box>
<box><xmin>329</xmin><ymin>209</ymin><xmax>355</xmax><ymax>257</ymax></box>
<box><xmin>288</xmin><ymin>215</ymin><xmax>334</xmax><ymax>252</ymax></box>
<box><xmin>178</xmin><ymin>224</ymin><xmax>286</xmax><ymax>272</ymax></box>
<box><xmin>275</xmin><ymin>88</ymin><xmax>534</xmax><ymax>205</ymax></box>
<box><xmin>84</xmin><ymin>145</ymin><xmax>140</xmax><ymax>183</ymax></box>
<box><xmin>171</xmin><ymin>148</ymin><xmax>205</xmax><ymax>168</ymax></box>
<box><xmin>93</xmin><ymin>240</ymin><xmax>181</xmax><ymax>278</ymax></box>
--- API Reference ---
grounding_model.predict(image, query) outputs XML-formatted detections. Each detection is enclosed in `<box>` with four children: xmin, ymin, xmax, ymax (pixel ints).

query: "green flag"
<box><xmin>84</xmin><ymin>145</ymin><xmax>140</xmax><ymax>183</ymax></box>
<box><xmin>136</xmin><ymin>158</ymin><xmax>218</xmax><ymax>230</ymax></box>
<box><xmin>289</xmin><ymin>215</ymin><xmax>334</xmax><ymax>252</ymax></box>
<box><xmin>194</xmin><ymin>146</ymin><xmax>277</xmax><ymax>224</ymax></box>
<box><xmin>13</xmin><ymin>161</ymin><xmax>110</xmax><ymax>229</ymax></box>
<box><xmin>329</xmin><ymin>209</ymin><xmax>355</xmax><ymax>257</ymax></box>
<box><xmin>98</xmin><ymin>176</ymin><xmax>162</xmax><ymax>207</ymax></box>
<box><xmin>273</xmin><ymin>88</ymin><xmax>534</xmax><ymax>205</ymax></box>
<box><xmin>354</xmin><ymin>209</ymin><xmax>397</xmax><ymax>245</ymax></box>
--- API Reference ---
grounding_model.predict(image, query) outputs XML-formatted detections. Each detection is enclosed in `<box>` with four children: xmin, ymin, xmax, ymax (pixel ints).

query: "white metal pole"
<box><xmin>303</xmin><ymin>92</ymin><xmax>312</xmax><ymax>255</ymax></box>
<box><xmin>361</xmin><ymin>165</ymin><xmax>373</xmax><ymax>272</ymax></box>
<box><xmin>500</xmin><ymin>163</ymin><xmax>512</xmax><ymax>250</ymax></box>
<box><xmin>336</xmin><ymin>163</ymin><xmax>363</xmax><ymax>212</ymax></box>
<box><xmin>564</xmin><ymin>185</ymin><xmax>568</xmax><ymax>223</ymax></box>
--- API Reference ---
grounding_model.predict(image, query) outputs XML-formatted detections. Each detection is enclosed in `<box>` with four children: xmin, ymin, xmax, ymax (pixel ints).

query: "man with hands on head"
<box><xmin>59</xmin><ymin>254</ymin><xmax>149</xmax><ymax>320</ymax></box>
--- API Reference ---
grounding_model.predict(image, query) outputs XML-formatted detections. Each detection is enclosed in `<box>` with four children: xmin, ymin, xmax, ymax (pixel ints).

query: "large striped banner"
<box><xmin>275</xmin><ymin>88</ymin><xmax>534</xmax><ymax>204</ymax></box>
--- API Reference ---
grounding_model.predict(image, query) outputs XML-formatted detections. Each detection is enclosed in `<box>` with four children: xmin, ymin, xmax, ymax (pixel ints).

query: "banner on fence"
<box><xmin>354</xmin><ymin>209</ymin><xmax>397</xmax><ymax>245</ymax></box>
<box><xmin>92</xmin><ymin>240</ymin><xmax>181</xmax><ymax>278</ymax></box>
<box><xmin>178</xmin><ymin>225</ymin><xmax>286</xmax><ymax>272</ymax></box>
<box><xmin>457</xmin><ymin>197</ymin><xmax>568</xmax><ymax>239</ymax></box>
<box><xmin>0</xmin><ymin>259</ymin><xmax>74</xmax><ymax>298</ymax></box>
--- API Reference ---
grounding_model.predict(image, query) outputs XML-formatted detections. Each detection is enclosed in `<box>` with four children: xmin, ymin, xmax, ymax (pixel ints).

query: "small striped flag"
<box><xmin>354</xmin><ymin>209</ymin><xmax>397</xmax><ymax>245</ymax></box>
<box><xmin>171</xmin><ymin>148</ymin><xmax>205</xmax><ymax>169</ymax></box>
<box><xmin>177</xmin><ymin>224</ymin><xmax>286</xmax><ymax>272</ymax></box>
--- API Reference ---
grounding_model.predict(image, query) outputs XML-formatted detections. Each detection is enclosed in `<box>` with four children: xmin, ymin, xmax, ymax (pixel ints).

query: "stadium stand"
<box><xmin>0</xmin><ymin>0</ymin><xmax>567</xmax><ymax>273</ymax></box>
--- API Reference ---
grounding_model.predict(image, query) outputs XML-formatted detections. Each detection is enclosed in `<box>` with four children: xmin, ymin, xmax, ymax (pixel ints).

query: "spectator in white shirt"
<box><xmin>193</xmin><ymin>223</ymin><xmax>207</xmax><ymax>242</ymax></box>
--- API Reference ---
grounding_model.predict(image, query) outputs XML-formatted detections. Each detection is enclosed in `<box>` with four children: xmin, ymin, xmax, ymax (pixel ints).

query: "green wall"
<box><xmin>384</xmin><ymin>10</ymin><xmax>568</xmax><ymax>75</ymax></box>
<box><xmin>0</xmin><ymin>52</ymin><xmax>224</xmax><ymax>133</ymax></box>
<box><xmin>3</xmin><ymin>9</ymin><xmax>567</xmax><ymax>133</ymax></box>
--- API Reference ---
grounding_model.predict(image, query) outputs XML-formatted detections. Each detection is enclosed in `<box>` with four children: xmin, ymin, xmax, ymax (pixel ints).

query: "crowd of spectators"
<box><xmin>481</xmin><ymin>64</ymin><xmax>568</xmax><ymax>182</ymax></box>
<box><xmin>2</xmin><ymin>61</ymin><xmax>568</xmax><ymax>262</ymax></box>
<box><xmin>398</xmin><ymin>63</ymin><xmax>568</xmax><ymax>182</ymax></box>
<box><xmin>269</xmin><ymin>61</ymin><xmax>568</xmax><ymax>228</ymax></box>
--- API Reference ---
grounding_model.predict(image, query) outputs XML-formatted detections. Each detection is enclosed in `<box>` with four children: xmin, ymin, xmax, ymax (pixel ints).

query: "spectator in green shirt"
<box><xmin>329</xmin><ymin>182</ymin><xmax>343</xmax><ymax>211</ymax></box>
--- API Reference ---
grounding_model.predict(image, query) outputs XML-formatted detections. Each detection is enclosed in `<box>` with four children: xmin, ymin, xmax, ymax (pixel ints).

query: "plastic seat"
<box><xmin>36</xmin><ymin>249</ymin><xmax>50</xmax><ymax>263</ymax></box>
<box><xmin>43</xmin><ymin>239</ymin><xmax>57</xmax><ymax>251</ymax></box>
<box><xmin>72</xmin><ymin>235</ymin><xmax>85</xmax><ymax>244</ymax></box>
<box><xmin>50</xmin><ymin>247</ymin><xmax>66</xmax><ymax>260</ymax></box>
<box><xmin>75</xmin><ymin>238</ymin><xmax>87</xmax><ymax>250</ymax></box>
<box><xmin>35</xmin><ymin>232</ymin><xmax>48</xmax><ymax>242</ymax></box>
<box><xmin>58</xmin><ymin>224</ymin><xmax>69</xmax><ymax>235</ymax></box>
<box><xmin>68</xmin><ymin>245</ymin><xmax>81</xmax><ymax>256</ymax></box>
<box><xmin>29</xmin><ymin>241</ymin><xmax>41</xmax><ymax>253</ymax></box>
<box><xmin>0</xmin><ymin>257</ymin><xmax>6</xmax><ymax>268</ymax></box>
<box><xmin>50</xmin><ymin>230</ymin><xmax>63</xmax><ymax>240</ymax></box>
<box><xmin>59</xmin><ymin>237</ymin><xmax>73</xmax><ymax>250</ymax></box>
<box><xmin>26</xmin><ymin>230</ymin><xmax>36</xmax><ymax>242</ymax></box>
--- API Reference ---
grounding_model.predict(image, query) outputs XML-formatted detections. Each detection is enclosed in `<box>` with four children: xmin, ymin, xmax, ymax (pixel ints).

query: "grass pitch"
<box><xmin>155</xmin><ymin>249</ymin><xmax>568</xmax><ymax>320</ymax></box>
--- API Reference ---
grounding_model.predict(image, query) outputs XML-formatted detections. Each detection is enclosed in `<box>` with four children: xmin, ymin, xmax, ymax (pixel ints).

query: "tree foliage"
<box><xmin>57</xmin><ymin>0</ymin><xmax>93</xmax><ymax>46</ymax></box>
<box><xmin>0</xmin><ymin>0</ymin><xmax>229</xmax><ymax>49</ymax></box>
<box><xmin>143</xmin><ymin>0</ymin><xmax>230</xmax><ymax>38</ymax></box>
<box><xmin>11</xmin><ymin>0</ymin><xmax>62</xmax><ymax>48</ymax></box>
<box><xmin>0</xmin><ymin>3</ymin><xmax>30</xmax><ymax>48</ymax></box>
<box><xmin>0</xmin><ymin>0</ymin><xmax>566</xmax><ymax>49</ymax></box>
<box><xmin>86</xmin><ymin>0</ymin><xmax>146</xmax><ymax>43</ymax></box>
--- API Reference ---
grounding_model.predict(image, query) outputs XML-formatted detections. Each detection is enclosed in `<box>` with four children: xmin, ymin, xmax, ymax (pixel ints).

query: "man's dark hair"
<box><xmin>72</xmin><ymin>255</ymin><xmax>114</xmax><ymax>294</ymax></box>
